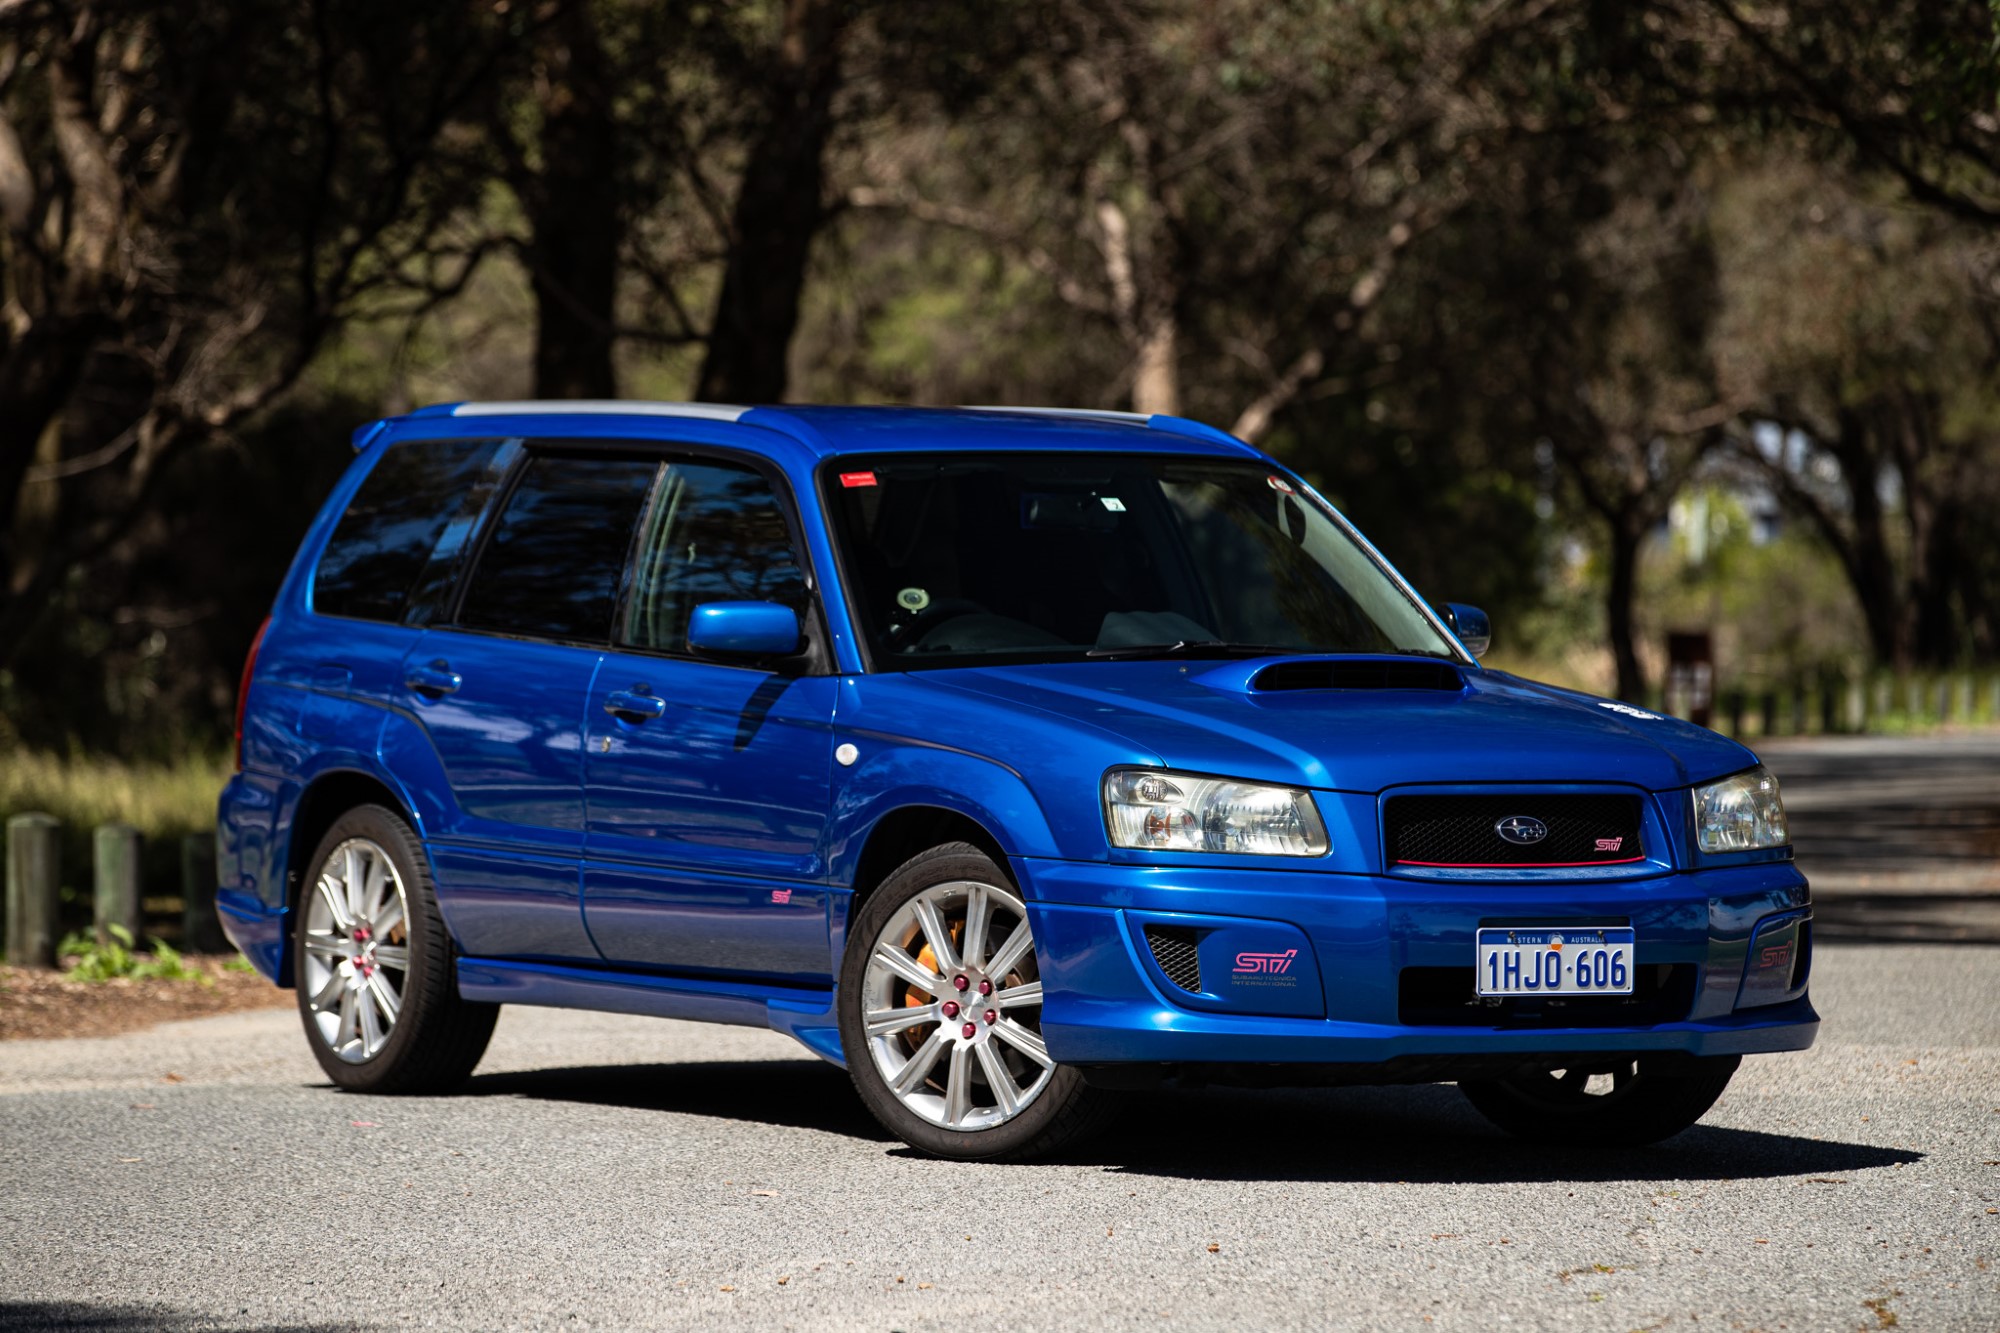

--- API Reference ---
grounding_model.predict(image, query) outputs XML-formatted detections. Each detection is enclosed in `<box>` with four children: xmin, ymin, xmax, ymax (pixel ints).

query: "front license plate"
<box><xmin>1475</xmin><ymin>928</ymin><xmax>1635</xmax><ymax>996</ymax></box>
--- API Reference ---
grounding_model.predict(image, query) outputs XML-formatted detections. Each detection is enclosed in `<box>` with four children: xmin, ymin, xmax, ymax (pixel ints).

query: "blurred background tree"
<box><xmin>2</xmin><ymin>0</ymin><xmax>1997</xmax><ymax>757</ymax></box>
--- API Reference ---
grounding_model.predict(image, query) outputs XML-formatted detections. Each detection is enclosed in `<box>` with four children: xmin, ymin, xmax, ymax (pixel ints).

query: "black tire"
<box><xmin>838</xmin><ymin>842</ymin><xmax>1118</xmax><ymax>1161</ymax></box>
<box><xmin>294</xmin><ymin>804</ymin><xmax>497</xmax><ymax>1094</ymax></box>
<box><xmin>1458</xmin><ymin>1054</ymin><xmax>1741</xmax><ymax>1147</ymax></box>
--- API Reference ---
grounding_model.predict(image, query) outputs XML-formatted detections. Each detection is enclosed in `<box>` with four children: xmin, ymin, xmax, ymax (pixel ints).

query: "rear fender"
<box><xmin>265</xmin><ymin>741</ymin><xmax>439</xmax><ymax>987</ymax></box>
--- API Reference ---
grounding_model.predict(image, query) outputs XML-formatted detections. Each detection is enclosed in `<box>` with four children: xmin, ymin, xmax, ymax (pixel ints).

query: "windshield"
<box><xmin>823</xmin><ymin>453</ymin><xmax>1463</xmax><ymax>669</ymax></box>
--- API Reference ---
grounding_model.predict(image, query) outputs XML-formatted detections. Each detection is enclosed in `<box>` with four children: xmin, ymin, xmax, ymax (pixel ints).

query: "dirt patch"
<box><xmin>0</xmin><ymin>959</ymin><xmax>290</xmax><ymax>1041</ymax></box>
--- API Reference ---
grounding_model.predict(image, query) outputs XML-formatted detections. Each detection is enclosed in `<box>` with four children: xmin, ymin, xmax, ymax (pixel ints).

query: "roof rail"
<box><xmin>448</xmin><ymin>400</ymin><xmax>748</xmax><ymax>422</ymax></box>
<box><xmin>967</xmin><ymin>403</ymin><xmax>1253</xmax><ymax>451</ymax></box>
<box><xmin>965</xmin><ymin>405</ymin><xmax>1151</xmax><ymax>425</ymax></box>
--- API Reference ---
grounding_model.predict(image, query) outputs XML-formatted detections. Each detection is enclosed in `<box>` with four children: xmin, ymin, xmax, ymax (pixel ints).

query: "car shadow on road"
<box><xmin>462</xmin><ymin>1058</ymin><xmax>896</xmax><ymax>1141</ymax></box>
<box><xmin>0</xmin><ymin>1302</ymin><xmax>358</xmax><ymax>1332</ymax></box>
<box><xmin>459</xmin><ymin>1059</ymin><xmax>1920</xmax><ymax>1184</ymax></box>
<box><xmin>1056</xmin><ymin>1081</ymin><xmax>1925</xmax><ymax>1184</ymax></box>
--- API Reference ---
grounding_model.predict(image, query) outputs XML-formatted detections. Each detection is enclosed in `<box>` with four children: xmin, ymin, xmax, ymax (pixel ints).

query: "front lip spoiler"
<box><xmin>1394</xmin><ymin>856</ymin><xmax>1649</xmax><ymax>869</ymax></box>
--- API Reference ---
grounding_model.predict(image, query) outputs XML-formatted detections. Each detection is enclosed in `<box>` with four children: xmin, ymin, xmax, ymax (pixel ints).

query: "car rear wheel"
<box><xmin>838</xmin><ymin>842</ymin><xmax>1116</xmax><ymax>1161</ymax></box>
<box><xmin>1458</xmin><ymin>1054</ymin><xmax>1740</xmax><ymax>1147</ymax></box>
<box><xmin>295</xmin><ymin>804</ymin><xmax>497</xmax><ymax>1094</ymax></box>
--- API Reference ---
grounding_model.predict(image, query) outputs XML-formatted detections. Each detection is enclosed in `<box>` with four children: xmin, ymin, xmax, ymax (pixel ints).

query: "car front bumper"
<box><xmin>1017</xmin><ymin>858</ymin><xmax>1817</xmax><ymax>1067</ymax></box>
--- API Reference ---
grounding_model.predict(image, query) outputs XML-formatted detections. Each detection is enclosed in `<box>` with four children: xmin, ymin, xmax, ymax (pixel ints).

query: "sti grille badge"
<box><xmin>1494</xmin><ymin>815</ymin><xmax>1549</xmax><ymax>845</ymax></box>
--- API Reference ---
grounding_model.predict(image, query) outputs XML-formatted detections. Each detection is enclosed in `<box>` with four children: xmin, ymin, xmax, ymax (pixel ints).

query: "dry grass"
<box><xmin>0</xmin><ymin>750</ymin><xmax>233</xmax><ymax>929</ymax></box>
<box><xmin>0</xmin><ymin>749</ymin><xmax>230</xmax><ymax>844</ymax></box>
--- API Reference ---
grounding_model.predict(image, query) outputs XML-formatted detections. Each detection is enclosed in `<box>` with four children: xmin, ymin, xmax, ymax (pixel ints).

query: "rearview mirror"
<box><xmin>687</xmin><ymin>602</ymin><xmax>801</xmax><ymax>657</ymax></box>
<box><xmin>1442</xmin><ymin>603</ymin><xmax>1491</xmax><ymax>659</ymax></box>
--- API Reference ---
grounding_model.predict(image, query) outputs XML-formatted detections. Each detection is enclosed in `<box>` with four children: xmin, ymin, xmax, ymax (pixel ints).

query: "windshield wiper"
<box><xmin>1085</xmin><ymin>640</ymin><xmax>1299</xmax><ymax>660</ymax></box>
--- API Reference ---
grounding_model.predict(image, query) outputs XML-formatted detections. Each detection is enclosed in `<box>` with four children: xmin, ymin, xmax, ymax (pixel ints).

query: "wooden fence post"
<box><xmin>93</xmin><ymin>822</ymin><xmax>143</xmax><ymax>948</ymax></box>
<box><xmin>6</xmin><ymin>813</ymin><xmax>61</xmax><ymax>968</ymax></box>
<box><xmin>181</xmin><ymin>834</ymin><xmax>227</xmax><ymax>954</ymax></box>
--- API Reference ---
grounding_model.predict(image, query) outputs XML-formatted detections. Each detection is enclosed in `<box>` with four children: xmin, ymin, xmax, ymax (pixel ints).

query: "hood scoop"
<box><xmin>1194</xmin><ymin>655</ymin><xmax>1466</xmax><ymax>695</ymax></box>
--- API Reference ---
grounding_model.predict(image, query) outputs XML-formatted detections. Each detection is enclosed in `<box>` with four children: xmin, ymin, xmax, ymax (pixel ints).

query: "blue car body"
<box><xmin>218</xmin><ymin>403</ymin><xmax>1816</xmax><ymax>1075</ymax></box>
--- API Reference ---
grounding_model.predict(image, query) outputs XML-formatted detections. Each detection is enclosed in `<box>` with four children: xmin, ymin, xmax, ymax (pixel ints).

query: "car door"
<box><xmin>581</xmin><ymin>454</ymin><xmax>838</xmax><ymax>982</ymax></box>
<box><xmin>399</xmin><ymin>448</ymin><xmax>661</xmax><ymax>962</ymax></box>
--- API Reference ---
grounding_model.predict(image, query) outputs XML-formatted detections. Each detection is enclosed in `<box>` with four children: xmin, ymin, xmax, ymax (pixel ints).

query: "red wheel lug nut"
<box><xmin>961</xmin><ymin>1022</ymin><xmax>977</xmax><ymax>1040</ymax></box>
<box><xmin>952</xmin><ymin>975</ymin><xmax>970</xmax><ymax>992</ymax></box>
<box><xmin>977</xmin><ymin>979</ymin><xmax>993</xmax><ymax>996</ymax></box>
<box><xmin>942</xmin><ymin>1001</ymin><xmax>960</xmax><ymax>1019</ymax></box>
<box><xmin>983</xmin><ymin>1009</ymin><xmax>997</xmax><ymax>1025</ymax></box>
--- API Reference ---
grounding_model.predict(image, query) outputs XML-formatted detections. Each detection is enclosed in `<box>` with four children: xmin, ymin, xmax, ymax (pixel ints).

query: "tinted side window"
<box><xmin>621</xmin><ymin>460</ymin><xmax>808</xmax><ymax>653</ymax></box>
<box><xmin>456</xmin><ymin>453</ymin><xmax>660</xmax><ymax>642</ymax></box>
<box><xmin>313</xmin><ymin>438</ymin><xmax>509</xmax><ymax>623</ymax></box>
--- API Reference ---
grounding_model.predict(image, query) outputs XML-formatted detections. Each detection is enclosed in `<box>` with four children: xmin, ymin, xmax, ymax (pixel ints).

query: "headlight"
<box><xmin>1103</xmin><ymin>768</ymin><xmax>1329</xmax><ymax>856</ymax></box>
<box><xmin>1692</xmin><ymin>766</ymin><xmax>1789</xmax><ymax>852</ymax></box>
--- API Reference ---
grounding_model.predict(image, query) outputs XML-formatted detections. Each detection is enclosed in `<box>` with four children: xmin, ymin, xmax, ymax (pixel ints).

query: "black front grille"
<box><xmin>1144</xmin><ymin>926</ymin><xmax>1202</xmax><ymax>993</ymax></box>
<box><xmin>1253</xmin><ymin>659</ymin><xmax>1464</xmax><ymax>693</ymax></box>
<box><xmin>1398</xmin><ymin>963</ymin><xmax>1696</xmax><ymax>1028</ymax></box>
<box><xmin>1386</xmin><ymin>793</ymin><xmax>1643</xmax><ymax>867</ymax></box>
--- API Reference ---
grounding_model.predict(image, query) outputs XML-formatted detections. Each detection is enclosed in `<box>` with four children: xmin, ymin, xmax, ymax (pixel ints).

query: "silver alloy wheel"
<box><xmin>301</xmin><ymin>836</ymin><xmax>411</xmax><ymax>1064</ymax></box>
<box><xmin>860</xmin><ymin>878</ymin><xmax>1054</xmax><ymax>1131</ymax></box>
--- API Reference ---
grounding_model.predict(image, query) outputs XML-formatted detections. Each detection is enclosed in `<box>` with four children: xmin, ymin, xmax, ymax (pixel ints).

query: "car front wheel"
<box><xmin>838</xmin><ymin>842</ymin><xmax>1115</xmax><ymax>1160</ymax></box>
<box><xmin>1458</xmin><ymin>1054</ymin><xmax>1741</xmax><ymax>1147</ymax></box>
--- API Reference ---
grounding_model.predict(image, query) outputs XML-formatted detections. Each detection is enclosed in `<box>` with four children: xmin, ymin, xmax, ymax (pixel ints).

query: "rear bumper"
<box><xmin>216</xmin><ymin>770</ymin><xmax>289</xmax><ymax>984</ymax></box>
<box><xmin>1017</xmin><ymin>857</ymin><xmax>1817</xmax><ymax>1068</ymax></box>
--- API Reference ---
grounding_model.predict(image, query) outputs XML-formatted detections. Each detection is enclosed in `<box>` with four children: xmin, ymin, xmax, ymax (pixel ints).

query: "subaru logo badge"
<box><xmin>1495</xmin><ymin>815</ymin><xmax>1549</xmax><ymax>845</ymax></box>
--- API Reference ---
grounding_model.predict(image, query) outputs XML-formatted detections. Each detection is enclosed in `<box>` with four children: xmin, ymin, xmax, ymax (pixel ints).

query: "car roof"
<box><xmin>372</xmin><ymin>401</ymin><xmax>1262</xmax><ymax>461</ymax></box>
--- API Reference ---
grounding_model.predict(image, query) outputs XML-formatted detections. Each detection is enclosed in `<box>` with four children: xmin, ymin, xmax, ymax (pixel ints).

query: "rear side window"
<box><xmin>456</xmin><ymin>453</ymin><xmax>660</xmax><ymax>642</ymax></box>
<box><xmin>313</xmin><ymin>438</ymin><xmax>511</xmax><ymax>624</ymax></box>
<box><xmin>621</xmin><ymin>460</ymin><xmax>808</xmax><ymax>653</ymax></box>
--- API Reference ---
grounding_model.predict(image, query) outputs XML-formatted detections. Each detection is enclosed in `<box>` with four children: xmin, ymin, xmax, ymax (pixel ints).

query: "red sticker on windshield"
<box><xmin>839</xmin><ymin>471</ymin><xmax>877</xmax><ymax>488</ymax></box>
<box><xmin>1266</xmin><ymin>474</ymin><xmax>1295</xmax><ymax>494</ymax></box>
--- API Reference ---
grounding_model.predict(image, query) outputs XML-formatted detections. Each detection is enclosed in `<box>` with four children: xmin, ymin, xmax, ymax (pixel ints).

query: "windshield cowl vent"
<box><xmin>1252</xmin><ymin>658</ymin><xmax>1465</xmax><ymax>693</ymax></box>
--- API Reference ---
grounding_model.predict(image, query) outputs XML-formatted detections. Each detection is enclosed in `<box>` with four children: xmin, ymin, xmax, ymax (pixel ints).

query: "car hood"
<box><xmin>914</xmin><ymin>658</ymin><xmax>1755</xmax><ymax>793</ymax></box>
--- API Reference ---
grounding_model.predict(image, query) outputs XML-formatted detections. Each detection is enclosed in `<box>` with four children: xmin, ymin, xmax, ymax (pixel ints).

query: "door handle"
<box><xmin>604</xmin><ymin>688</ymin><xmax>666</xmax><ymax>722</ymax></box>
<box><xmin>405</xmin><ymin>662</ymin><xmax>462</xmax><ymax>698</ymax></box>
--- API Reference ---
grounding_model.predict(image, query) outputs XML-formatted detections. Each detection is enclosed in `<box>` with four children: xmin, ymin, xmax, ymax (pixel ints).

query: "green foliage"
<box><xmin>59</xmin><ymin>925</ymin><xmax>207</xmax><ymax>985</ymax></box>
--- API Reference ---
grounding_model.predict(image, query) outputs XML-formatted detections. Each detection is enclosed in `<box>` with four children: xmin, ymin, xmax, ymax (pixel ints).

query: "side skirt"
<box><xmin>455</xmin><ymin>957</ymin><xmax>845</xmax><ymax>1067</ymax></box>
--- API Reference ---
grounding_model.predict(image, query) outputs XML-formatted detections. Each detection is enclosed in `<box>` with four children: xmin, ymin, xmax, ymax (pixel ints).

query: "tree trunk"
<box><xmin>1799</xmin><ymin>407</ymin><xmax>1908</xmax><ymax>670</ymax></box>
<box><xmin>1605</xmin><ymin>509</ymin><xmax>1647</xmax><ymax>705</ymax></box>
<box><xmin>695</xmin><ymin>0</ymin><xmax>848</xmax><ymax>404</ymax></box>
<box><xmin>524</xmin><ymin>3</ymin><xmax>620</xmax><ymax>400</ymax></box>
<box><xmin>0</xmin><ymin>320</ymin><xmax>106</xmax><ymax>601</ymax></box>
<box><xmin>1130</xmin><ymin>315</ymin><xmax>1180</xmax><ymax>416</ymax></box>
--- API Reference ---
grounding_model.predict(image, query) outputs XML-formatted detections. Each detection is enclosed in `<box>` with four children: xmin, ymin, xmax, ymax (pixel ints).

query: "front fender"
<box><xmin>826</xmin><ymin>741</ymin><xmax>1061</xmax><ymax>887</ymax></box>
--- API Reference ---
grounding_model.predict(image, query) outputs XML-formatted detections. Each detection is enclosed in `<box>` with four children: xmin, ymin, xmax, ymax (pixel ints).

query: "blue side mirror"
<box><xmin>1442</xmin><ymin>603</ymin><xmax>1491</xmax><ymax>659</ymax></box>
<box><xmin>687</xmin><ymin>602</ymin><xmax>801</xmax><ymax>657</ymax></box>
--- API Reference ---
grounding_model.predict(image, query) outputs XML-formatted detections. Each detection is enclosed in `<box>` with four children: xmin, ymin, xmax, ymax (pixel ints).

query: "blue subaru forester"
<box><xmin>218</xmin><ymin>402</ymin><xmax>1815</xmax><ymax>1160</ymax></box>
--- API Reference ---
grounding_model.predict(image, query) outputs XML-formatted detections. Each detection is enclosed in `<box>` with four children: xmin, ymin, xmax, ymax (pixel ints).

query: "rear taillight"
<box><xmin>234</xmin><ymin>615</ymin><xmax>271</xmax><ymax>771</ymax></box>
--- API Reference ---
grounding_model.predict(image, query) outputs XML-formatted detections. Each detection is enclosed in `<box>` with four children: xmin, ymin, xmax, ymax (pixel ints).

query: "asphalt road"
<box><xmin>3</xmin><ymin>738</ymin><xmax>1997</xmax><ymax>1332</ymax></box>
